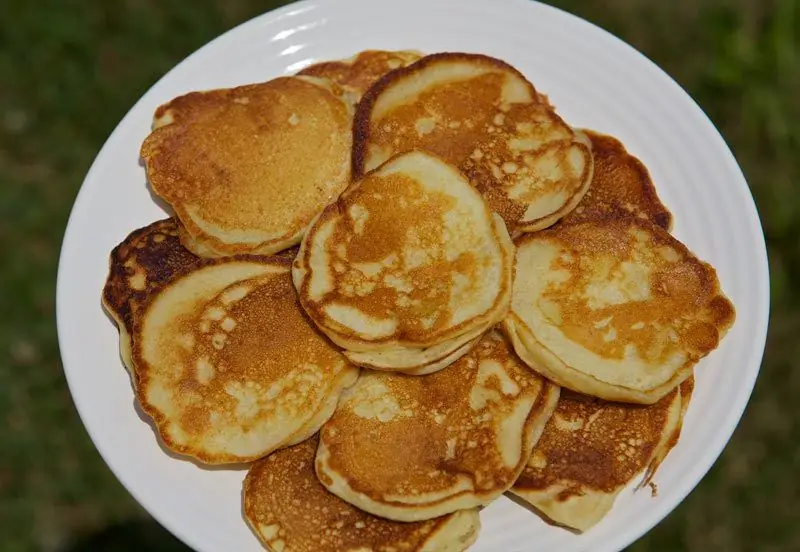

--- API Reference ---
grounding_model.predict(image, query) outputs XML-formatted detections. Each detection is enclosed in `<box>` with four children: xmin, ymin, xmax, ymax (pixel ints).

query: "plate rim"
<box><xmin>56</xmin><ymin>1</ymin><xmax>770</xmax><ymax>551</ymax></box>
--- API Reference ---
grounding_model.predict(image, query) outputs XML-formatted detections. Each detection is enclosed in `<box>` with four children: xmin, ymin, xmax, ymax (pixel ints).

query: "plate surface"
<box><xmin>56</xmin><ymin>0</ymin><xmax>769</xmax><ymax>551</ymax></box>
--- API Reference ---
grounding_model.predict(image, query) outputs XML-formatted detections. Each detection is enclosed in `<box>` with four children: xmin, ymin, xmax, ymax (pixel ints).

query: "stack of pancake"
<box><xmin>103</xmin><ymin>48</ymin><xmax>735</xmax><ymax>550</ymax></box>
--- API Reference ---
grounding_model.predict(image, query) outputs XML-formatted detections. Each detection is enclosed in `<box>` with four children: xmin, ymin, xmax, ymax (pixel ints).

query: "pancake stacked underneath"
<box><xmin>103</xmin><ymin>48</ymin><xmax>736</xmax><ymax>550</ymax></box>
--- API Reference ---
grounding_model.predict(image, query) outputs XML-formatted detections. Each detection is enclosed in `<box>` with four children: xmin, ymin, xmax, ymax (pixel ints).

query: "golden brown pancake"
<box><xmin>244</xmin><ymin>435</ymin><xmax>481</xmax><ymax>552</ymax></box>
<box><xmin>353</xmin><ymin>52</ymin><xmax>594</xmax><ymax>233</ymax></box>
<box><xmin>131</xmin><ymin>257</ymin><xmax>358</xmax><ymax>464</ymax></box>
<box><xmin>504</xmin><ymin>216</ymin><xmax>735</xmax><ymax>404</ymax></box>
<box><xmin>316</xmin><ymin>331</ymin><xmax>560</xmax><ymax>522</ymax></box>
<box><xmin>140</xmin><ymin>76</ymin><xmax>352</xmax><ymax>258</ymax></box>
<box><xmin>293</xmin><ymin>150</ymin><xmax>514</xmax><ymax>373</ymax></box>
<box><xmin>510</xmin><ymin>377</ymin><xmax>691</xmax><ymax>531</ymax></box>
<box><xmin>299</xmin><ymin>50</ymin><xmax>423</xmax><ymax>103</ymax></box>
<box><xmin>102</xmin><ymin>218</ymin><xmax>299</xmax><ymax>375</ymax></box>
<box><xmin>560</xmin><ymin>130</ymin><xmax>672</xmax><ymax>230</ymax></box>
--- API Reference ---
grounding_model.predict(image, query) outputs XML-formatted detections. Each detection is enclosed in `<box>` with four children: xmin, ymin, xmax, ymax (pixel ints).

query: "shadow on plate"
<box><xmin>66</xmin><ymin>519</ymin><xmax>192</xmax><ymax>552</ymax></box>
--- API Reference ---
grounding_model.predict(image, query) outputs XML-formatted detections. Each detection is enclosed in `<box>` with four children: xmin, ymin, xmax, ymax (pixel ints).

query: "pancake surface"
<box><xmin>316</xmin><ymin>331</ymin><xmax>560</xmax><ymax>522</ymax></box>
<box><xmin>353</xmin><ymin>52</ymin><xmax>594</xmax><ymax>233</ymax></box>
<box><xmin>559</xmin><ymin>130</ymin><xmax>672</xmax><ymax>230</ymax></box>
<box><xmin>140</xmin><ymin>76</ymin><xmax>352</xmax><ymax>257</ymax></box>
<box><xmin>300</xmin><ymin>50</ymin><xmax>423</xmax><ymax>103</ymax></box>
<box><xmin>293</xmin><ymin>150</ymin><xmax>514</xmax><ymax>370</ymax></box>
<box><xmin>132</xmin><ymin>258</ymin><xmax>358</xmax><ymax>464</ymax></box>
<box><xmin>102</xmin><ymin>219</ymin><xmax>299</xmax><ymax>375</ymax></box>
<box><xmin>244</xmin><ymin>435</ymin><xmax>481</xmax><ymax>552</ymax></box>
<box><xmin>504</xmin><ymin>217</ymin><xmax>735</xmax><ymax>403</ymax></box>
<box><xmin>510</xmin><ymin>379</ymin><xmax>688</xmax><ymax>531</ymax></box>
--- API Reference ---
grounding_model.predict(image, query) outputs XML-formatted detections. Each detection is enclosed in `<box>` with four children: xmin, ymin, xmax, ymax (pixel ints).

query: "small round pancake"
<box><xmin>132</xmin><ymin>258</ymin><xmax>359</xmax><ymax>464</ymax></box>
<box><xmin>509</xmin><ymin>378</ymin><xmax>689</xmax><ymax>532</ymax></box>
<box><xmin>504</xmin><ymin>217</ymin><xmax>735</xmax><ymax>404</ymax></box>
<box><xmin>293</xmin><ymin>150</ymin><xmax>514</xmax><ymax>367</ymax></box>
<box><xmin>316</xmin><ymin>331</ymin><xmax>560</xmax><ymax>522</ymax></box>
<box><xmin>140</xmin><ymin>76</ymin><xmax>352</xmax><ymax>257</ymax></box>
<box><xmin>102</xmin><ymin>218</ymin><xmax>299</xmax><ymax>375</ymax></box>
<box><xmin>299</xmin><ymin>50</ymin><xmax>423</xmax><ymax>103</ymax></box>
<box><xmin>353</xmin><ymin>52</ymin><xmax>594</xmax><ymax>233</ymax></box>
<box><xmin>244</xmin><ymin>435</ymin><xmax>481</xmax><ymax>552</ymax></box>
<box><xmin>559</xmin><ymin>130</ymin><xmax>673</xmax><ymax>230</ymax></box>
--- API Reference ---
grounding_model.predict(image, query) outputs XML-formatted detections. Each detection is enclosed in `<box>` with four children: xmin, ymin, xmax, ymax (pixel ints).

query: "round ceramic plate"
<box><xmin>57</xmin><ymin>0</ymin><xmax>769</xmax><ymax>550</ymax></box>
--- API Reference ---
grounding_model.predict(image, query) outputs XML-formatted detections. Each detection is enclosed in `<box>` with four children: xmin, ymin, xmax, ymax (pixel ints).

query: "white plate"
<box><xmin>56</xmin><ymin>0</ymin><xmax>769</xmax><ymax>550</ymax></box>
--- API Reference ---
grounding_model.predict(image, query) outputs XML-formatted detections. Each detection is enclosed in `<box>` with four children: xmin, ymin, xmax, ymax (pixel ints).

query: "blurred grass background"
<box><xmin>0</xmin><ymin>0</ymin><xmax>797</xmax><ymax>550</ymax></box>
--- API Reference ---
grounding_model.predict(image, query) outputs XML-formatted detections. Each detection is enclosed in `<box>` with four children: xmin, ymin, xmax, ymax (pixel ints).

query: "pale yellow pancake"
<box><xmin>140</xmin><ymin>76</ymin><xmax>352</xmax><ymax>257</ymax></box>
<box><xmin>504</xmin><ymin>217</ymin><xmax>735</xmax><ymax>404</ymax></box>
<box><xmin>353</xmin><ymin>52</ymin><xmax>594</xmax><ymax>233</ymax></box>
<box><xmin>244</xmin><ymin>435</ymin><xmax>481</xmax><ymax>552</ymax></box>
<box><xmin>316</xmin><ymin>331</ymin><xmax>560</xmax><ymax>522</ymax></box>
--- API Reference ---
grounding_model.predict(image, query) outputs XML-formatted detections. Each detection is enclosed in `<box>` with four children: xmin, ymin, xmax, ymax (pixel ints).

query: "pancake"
<box><xmin>101</xmin><ymin>218</ymin><xmax>299</xmax><ymax>376</ymax></box>
<box><xmin>131</xmin><ymin>257</ymin><xmax>359</xmax><ymax>464</ymax></box>
<box><xmin>504</xmin><ymin>217</ymin><xmax>735</xmax><ymax>404</ymax></box>
<box><xmin>140</xmin><ymin>75</ymin><xmax>353</xmax><ymax>258</ymax></box>
<box><xmin>316</xmin><ymin>331</ymin><xmax>560</xmax><ymax>522</ymax></box>
<box><xmin>353</xmin><ymin>52</ymin><xmax>594</xmax><ymax>233</ymax></box>
<box><xmin>509</xmin><ymin>378</ymin><xmax>690</xmax><ymax>532</ymax></box>
<box><xmin>293</xmin><ymin>150</ymin><xmax>514</xmax><ymax>372</ymax></box>
<box><xmin>299</xmin><ymin>50</ymin><xmax>423</xmax><ymax>104</ymax></box>
<box><xmin>559</xmin><ymin>130</ymin><xmax>672</xmax><ymax>230</ymax></box>
<box><xmin>244</xmin><ymin>435</ymin><xmax>481</xmax><ymax>552</ymax></box>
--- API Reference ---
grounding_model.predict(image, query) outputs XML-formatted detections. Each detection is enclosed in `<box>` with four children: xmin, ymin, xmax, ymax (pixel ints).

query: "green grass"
<box><xmin>1</xmin><ymin>0</ymin><xmax>797</xmax><ymax>550</ymax></box>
